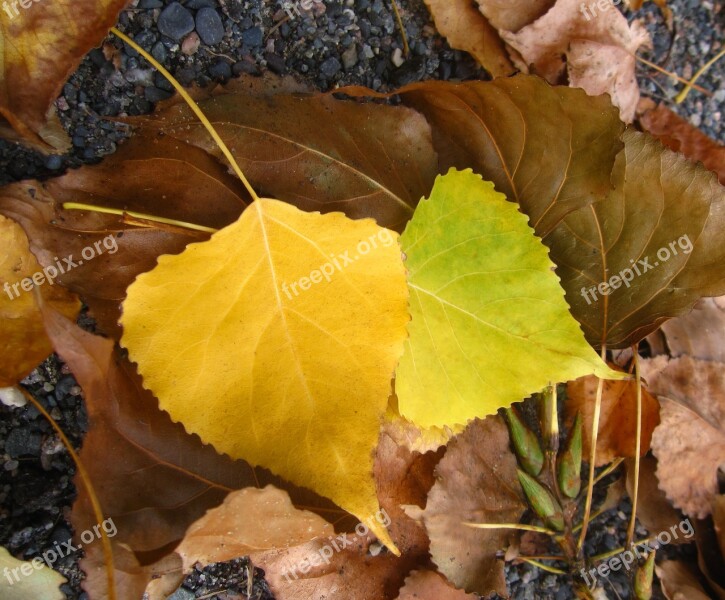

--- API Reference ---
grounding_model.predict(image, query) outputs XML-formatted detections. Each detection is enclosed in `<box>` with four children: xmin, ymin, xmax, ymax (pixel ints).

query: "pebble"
<box><xmin>209</xmin><ymin>60</ymin><xmax>232</xmax><ymax>80</ymax></box>
<box><xmin>391</xmin><ymin>47</ymin><xmax>404</xmax><ymax>67</ymax></box>
<box><xmin>151</xmin><ymin>40</ymin><xmax>168</xmax><ymax>63</ymax></box>
<box><xmin>181</xmin><ymin>32</ymin><xmax>201</xmax><ymax>56</ymax></box>
<box><xmin>157</xmin><ymin>2</ymin><xmax>195</xmax><ymax>41</ymax></box>
<box><xmin>341</xmin><ymin>45</ymin><xmax>358</xmax><ymax>70</ymax></box>
<box><xmin>195</xmin><ymin>7</ymin><xmax>225</xmax><ymax>45</ymax></box>
<box><xmin>320</xmin><ymin>56</ymin><xmax>342</xmax><ymax>78</ymax></box>
<box><xmin>242</xmin><ymin>26</ymin><xmax>264</xmax><ymax>47</ymax></box>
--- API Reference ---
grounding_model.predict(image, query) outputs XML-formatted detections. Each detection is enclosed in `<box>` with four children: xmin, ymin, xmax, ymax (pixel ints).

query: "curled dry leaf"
<box><xmin>396</xmin><ymin>570</ymin><xmax>476</xmax><ymax>600</ymax></box>
<box><xmin>0</xmin><ymin>214</ymin><xmax>79</xmax><ymax>385</ymax></box>
<box><xmin>641</xmin><ymin>356</ymin><xmax>725</xmax><ymax>519</ymax></box>
<box><xmin>406</xmin><ymin>416</ymin><xmax>526</xmax><ymax>596</ymax></box>
<box><xmin>422</xmin><ymin>0</ymin><xmax>513</xmax><ymax>77</ymax></box>
<box><xmin>566</xmin><ymin>365</ymin><xmax>660</xmax><ymax>466</ymax></box>
<box><xmin>476</xmin><ymin>0</ymin><xmax>555</xmax><ymax>32</ymax></box>
<box><xmin>0</xmin><ymin>0</ymin><xmax>128</xmax><ymax>150</ymax></box>
<box><xmin>499</xmin><ymin>0</ymin><xmax>650</xmax><ymax>122</ymax></box>
<box><xmin>176</xmin><ymin>486</ymin><xmax>334</xmax><ymax>572</ymax></box>
<box><xmin>640</xmin><ymin>104</ymin><xmax>725</xmax><ymax>185</ymax></box>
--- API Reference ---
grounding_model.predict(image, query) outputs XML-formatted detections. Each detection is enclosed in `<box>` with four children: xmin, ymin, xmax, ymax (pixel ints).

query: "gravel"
<box><xmin>0</xmin><ymin>0</ymin><xmax>722</xmax><ymax>598</ymax></box>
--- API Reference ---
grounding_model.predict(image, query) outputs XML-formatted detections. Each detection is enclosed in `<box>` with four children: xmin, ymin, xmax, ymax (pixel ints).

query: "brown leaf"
<box><xmin>254</xmin><ymin>430</ymin><xmax>439</xmax><ymax>600</ymax></box>
<box><xmin>0</xmin><ymin>0</ymin><xmax>128</xmax><ymax>150</ymax></box>
<box><xmin>396</xmin><ymin>570</ymin><xmax>476</xmax><ymax>600</ymax></box>
<box><xmin>640</xmin><ymin>104</ymin><xmax>725</xmax><ymax>184</ymax></box>
<box><xmin>625</xmin><ymin>456</ymin><xmax>687</xmax><ymax>541</ymax></box>
<box><xmin>176</xmin><ymin>486</ymin><xmax>334</xmax><ymax>572</ymax></box>
<box><xmin>566</xmin><ymin>366</ymin><xmax>660</xmax><ymax>466</ymax></box>
<box><xmin>39</xmin><ymin>306</ymin><xmax>341</xmax><ymax>598</ymax></box>
<box><xmin>422</xmin><ymin>0</ymin><xmax>514</xmax><ymax>77</ymax></box>
<box><xmin>696</xmin><ymin>512</ymin><xmax>725</xmax><ymax>599</ymax></box>
<box><xmin>408</xmin><ymin>416</ymin><xmax>526</xmax><ymax>597</ymax></box>
<box><xmin>500</xmin><ymin>0</ymin><xmax>650</xmax><ymax>122</ymax></box>
<box><xmin>641</xmin><ymin>356</ymin><xmax>725</xmax><ymax>519</ymax></box>
<box><xmin>655</xmin><ymin>560</ymin><xmax>713</xmax><ymax>600</ymax></box>
<box><xmin>0</xmin><ymin>214</ymin><xmax>79</xmax><ymax>385</ymax></box>
<box><xmin>657</xmin><ymin>297</ymin><xmax>725</xmax><ymax>362</ymax></box>
<box><xmin>476</xmin><ymin>0</ymin><xmax>555</xmax><ymax>32</ymax></box>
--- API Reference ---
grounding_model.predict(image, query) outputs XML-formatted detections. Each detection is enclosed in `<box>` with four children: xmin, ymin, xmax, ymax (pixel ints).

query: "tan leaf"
<box><xmin>500</xmin><ymin>0</ymin><xmax>650</xmax><ymax>121</ymax></box>
<box><xmin>640</xmin><ymin>104</ymin><xmax>725</xmax><ymax>185</ymax></box>
<box><xmin>176</xmin><ymin>486</ymin><xmax>334</xmax><ymax>572</ymax></box>
<box><xmin>641</xmin><ymin>356</ymin><xmax>725</xmax><ymax>519</ymax></box>
<box><xmin>423</xmin><ymin>0</ymin><xmax>514</xmax><ymax>77</ymax></box>
<box><xmin>566</xmin><ymin>366</ymin><xmax>661</xmax><ymax>466</ymax></box>
<box><xmin>0</xmin><ymin>214</ymin><xmax>79</xmax><ymax>385</ymax></box>
<box><xmin>656</xmin><ymin>560</ymin><xmax>713</xmax><ymax>600</ymax></box>
<box><xmin>396</xmin><ymin>570</ymin><xmax>476</xmax><ymax>600</ymax></box>
<box><xmin>657</xmin><ymin>297</ymin><xmax>725</xmax><ymax>362</ymax></box>
<box><xmin>476</xmin><ymin>0</ymin><xmax>555</xmax><ymax>32</ymax></box>
<box><xmin>0</xmin><ymin>0</ymin><xmax>128</xmax><ymax>150</ymax></box>
<box><xmin>409</xmin><ymin>416</ymin><xmax>526</xmax><ymax>596</ymax></box>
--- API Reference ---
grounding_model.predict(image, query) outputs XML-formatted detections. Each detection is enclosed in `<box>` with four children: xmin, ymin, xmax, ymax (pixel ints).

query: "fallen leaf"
<box><xmin>384</xmin><ymin>399</ymin><xmax>463</xmax><ymax>454</ymax></box>
<box><xmin>695</xmin><ymin>511</ymin><xmax>725</xmax><ymax>599</ymax></box>
<box><xmin>641</xmin><ymin>356</ymin><xmax>725</xmax><ymax>519</ymax></box>
<box><xmin>625</xmin><ymin>456</ymin><xmax>686</xmax><ymax>540</ymax></box>
<box><xmin>121</xmin><ymin>199</ymin><xmax>409</xmax><ymax>552</ymax></box>
<box><xmin>0</xmin><ymin>0</ymin><xmax>128</xmax><ymax>150</ymax></box>
<box><xmin>39</xmin><ymin>305</ymin><xmax>337</xmax><ymax>599</ymax></box>
<box><xmin>476</xmin><ymin>0</ymin><xmax>555</xmax><ymax>32</ymax></box>
<box><xmin>0</xmin><ymin>546</ymin><xmax>66</xmax><ymax>600</ymax></box>
<box><xmin>656</xmin><ymin>559</ymin><xmax>713</xmax><ymax>600</ymax></box>
<box><xmin>640</xmin><ymin>104</ymin><xmax>725</xmax><ymax>184</ymax></box>
<box><xmin>566</xmin><ymin>365</ymin><xmax>660</xmax><ymax>466</ymax></box>
<box><xmin>0</xmin><ymin>214</ymin><xmax>79</xmax><ymax>385</ymax></box>
<box><xmin>422</xmin><ymin>0</ymin><xmax>514</xmax><ymax>77</ymax></box>
<box><xmin>714</xmin><ymin>495</ymin><xmax>725</xmax><ymax>560</ymax></box>
<box><xmin>176</xmin><ymin>486</ymin><xmax>334</xmax><ymax>572</ymax></box>
<box><xmin>396</xmin><ymin>570</ymin><xmax>476</xmax><ymax>599</ymax></box>
<box><xmin>396</xmin><ymin>169</ymin><xmax>620</xmax><ymax>430</ymax></box>
<box><xmin>407</xmin><ymin>416</ymin><xmax>526</xmax><ymax>596</ymax></box>
<box><xmin>546</xmin><ymin>130</ymin><xmax>725</xmax><ymax>348</ymax></box>
<box><xmin>657</xmin><ymin>297</ymin><xmax>725</xmax><ymax>361</ymax></box>
<box><xmin>500</xmin><ymin>0</ymin><xmax>650</xmax><ymax>122</ymax></box>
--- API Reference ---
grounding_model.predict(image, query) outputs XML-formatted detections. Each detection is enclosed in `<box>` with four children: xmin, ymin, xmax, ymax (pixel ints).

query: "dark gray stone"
<box><xmin>157</xmin><ymin>2</ymin><xmax>195</xmax><ymax>41</ymax></box>
<box><xmin>195</xmin><ymin>7</ymin><xmax>225</xmax><ymax>45</ymax></box>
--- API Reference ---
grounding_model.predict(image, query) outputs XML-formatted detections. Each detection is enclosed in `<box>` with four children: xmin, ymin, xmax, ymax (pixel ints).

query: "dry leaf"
<box><xmin>0</xmin><ymin>0</ymin><xmax>128</xmax><ymax>150</ymax></box>
<box><xmin>422</xmin><ymin>0</ymin><xmax>514</xmax><ymax>77</ymax></box>
<box><xmin>0</xmin><ymin>546</ymin><xmax>66</xmax><ymax>599</ymax></box>
<box><xmin>657</xmin><ymin>297</ymin><xmax>725</xmax><ymax>361</ymax></box>
<box><xmin>641</xmin><ymin>356</ymin><xmax>725</xmax><ymax>519</ymax></box>
<box><xmin>566</xmin><ymin>366</ymin><xmax>660</xmax><ymax>466</ymax></box>
<box><xmin>695</xmin><ymin>511</ymin><xmax>725</xmax><ymax>599</ymax></box>
<box><xmin>0</xmin><ymin>214</ymin><xmax>79</xmax><ymax>385</ymax></box>
<box><xmin>176</xmin><ymin>486</ymin><xmax>334</xmax><ymax>572</ymax></box>
<box><xmin>396</xmin><ymin>570</ymin><xmax>476</xmax><ymax>600</ymax></box>
<box><xmin>656</xmin><ymin>559</ymin><xmax>713</xmax><ymax>600</ymax></box>
<box><xmin>500</xmin><ymin>0</ymin><xmax>650</xmax><ymax>122</ymax></box>
<box><xmin>625</xmin><ymin>456</ymin><xmax>687</xmax><ymax>540</ymax></box>
<box><xmin>640</xmin><ymin>104</ymin><xmax>725</xmax><ymax>184</ymax></box>
<box><xmin>476</xmin><ymin>0</ymin><xmax>555</xmax><ymax>32</ymax></box>
<box><xmin>408</xmin><ymin>416</ymin><xmax>526</xmax><ymax>596</ymax></box>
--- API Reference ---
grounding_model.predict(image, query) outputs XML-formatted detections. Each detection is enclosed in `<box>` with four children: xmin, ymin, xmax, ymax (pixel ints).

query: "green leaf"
<box><xmin>517</xmin><ymin>469</ymin><xmax>564</xmax><ymax>531</ymax></box>
<box><xmin>395</xmin><ymin>169</ymin><xmax>623</xmax><ymax>429</ymax></box>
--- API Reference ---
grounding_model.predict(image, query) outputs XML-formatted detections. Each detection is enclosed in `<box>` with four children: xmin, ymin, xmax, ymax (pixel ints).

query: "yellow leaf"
<box><xmin>121</xmin><ymin>199</ymin><xmax>409</xmax><ymax>553</ymax></box>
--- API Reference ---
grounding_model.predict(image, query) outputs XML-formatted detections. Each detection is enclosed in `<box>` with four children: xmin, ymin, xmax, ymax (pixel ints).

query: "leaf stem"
<box><xmin>463</xmin><ymin>522</ymin><xmax>557</xmax><ymax>536</ymax></box>
<box><xmin>577</xmin><ymin>345</ymin><xmax>607</xmax><ymax>554</ymax></box>
<box><xmin>109</xmin><ymin>27</ymin><xmax>260</xmax><ymax>202</ymax></box>
<box><xmin>518</xmin><ymin>558</ymin><xmax>568</xmax><ymax>575</ymax></box>
<box><xmin>61</xmin><ymin>202</ymin><xmax>219</xmax><ymax>233</ymax></box>
<box><xmin>625</xmin><ymin>347</ymin><xmax>642</xmax><ymax>549</ymax></box>
<box><xmin>389</xmin><ymin>0</ymin><xmax>410</xmax><ymax>56</ymax></box>
<box><xmin>635</xmin><ymin>56</ymin><xmax>711</xmax><ymax>95</ymax></box>
<box><xmin>19</xmin><ymin>387</ymin><xmax>117</xmax><ymax>600</ymax></box>
<box><xmin>675</xmin><ymin>47</ymin><xmax>725</xmax><ymax>103</ymax></box>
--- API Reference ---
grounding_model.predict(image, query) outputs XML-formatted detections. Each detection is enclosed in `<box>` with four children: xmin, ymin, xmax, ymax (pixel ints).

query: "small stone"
<box><xmin>391</xmin><ymin>47</ymin><xmax>404</xmax><ymax>67</ymax></box>
<box><xmin>186</xmin><ymin>0</ymin><xmax>215</xmax><ymax>7</ymax></box>
<box><xmin>320</xmin><ymin>56</ymin><xmax>342</xmax><ymax>78</ymax></box>
<box><xmin>181</xmin><ymin>32</ymin><xmax>201</xmax><ymax>56</ymax></box>
<box><xmin>0</xmin><ymin>387</ymin><xmax>26</xmax><ymax>408</ymax></box>
<box><xmin>341</xmin><ymin>45</ymin><xmax>358</xmax><ymax>70</ymax></box>
<box><xmin>151</xmin><ymin>41</ymin><xmax>168</xmax><ymax>63</ymax></box>
<box><xmin>44</xmin><ymin>155</ymin><xmax>63</xmax><ymax>170</ymax></box>
<box><xmin>145</xmin><ymin>86</ymin><xmax>174</xmax><ymax>103</ymax></box>
<box><xmin>195</xmin><ymin>7</ymin><xmax>225</xmax><ymax>45</ymax></box>
<box><xmin>138</xmin><ymin>0</ymin><xmax>162</xmax><ymax>7</ymax></box>
<box><xmin>5</xmin><ymin>428</ymin><xmax>42</xmax><ymax>458</ymax></box>
<box><xmin>157</xmin><ymin>2</ymin><xmax>195</xmax><ymax>41</ymax></box>
<box><xmin>209</xmin><ymin>60</ymin><xmax>232</xmax><ymax>81</ymax></box>
<box><xmin>242</xmin><ymin>26</ymin><xmax>264</xmax><ymax>47</ymax></box>
<box><xmin>264</xmin><ymin>52</ymin><xmax>286</xmax><ymax>74</ymax></box>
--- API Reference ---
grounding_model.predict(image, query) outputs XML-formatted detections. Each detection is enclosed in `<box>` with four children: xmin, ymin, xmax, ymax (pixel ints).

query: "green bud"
<box><xmin>517</xmin><ymin>469</ymin><xmax>564</xmax><ymax>531</ymax></box>
<box><xmin>505</xmin><ymin>406</ymin><xmax>544</xmax><ymax>476</ymax></box>
<box><xmin>634</xmin><ymin>550</ymin><xmax>655</xmax><ymax>600</ymax></box>
<box><xmin>557</xmin><ymin>412</ymin><xmax>583</xmax><ymax>498</ymax></box>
